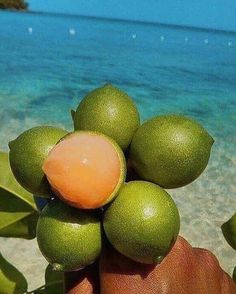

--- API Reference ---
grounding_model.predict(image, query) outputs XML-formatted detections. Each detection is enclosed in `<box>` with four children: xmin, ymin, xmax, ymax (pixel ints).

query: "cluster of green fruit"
<box><xmin>8</xmin><ymin>84</ymin><xmax>214</xmax><ymax>272</ymax></box>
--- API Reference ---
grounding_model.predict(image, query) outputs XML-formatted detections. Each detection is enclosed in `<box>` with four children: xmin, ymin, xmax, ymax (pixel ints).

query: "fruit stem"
<box><xmin>52</xmin><ymin>263</ymin><xmax>64</xmax><ymax>271</ymax></box>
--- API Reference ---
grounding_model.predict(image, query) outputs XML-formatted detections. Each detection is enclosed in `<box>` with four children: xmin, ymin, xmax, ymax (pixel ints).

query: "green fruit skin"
<box><xmin>130</xmin><ymin>114</ymin><xmax>214</xmax><ymax>189</ymax></box>
<box><xmin>103</xmin><ymin>181</ymin><xmax>180</xmax><ymax>264</ymax></box>
<box><xmin>73</xmin><ymin>84</ymin><xmax>140</xmax><ymax>150</ymax></box>
<box><xmin>0</xmin><ymin>253</ymin><xmax>27</xmax><ymax>294</ymax></box>
<box><xmin>221</xmin><ymin>213</ymin><xmax>236</xmax><ymax>250</ymax></box>
<box><xmin>36</xmin><ymin>200</ymin><xmax>102</xmax><ymax>271</ymax></box>
<box><xmin>233</xmin><ymin>266</ymin><xmax>236</xmax><ymax>283</ymax></box>
<box><xmin>9</xmin><ymin>126</ymin><xmax>68</xmax><ymax>197</ymax></box>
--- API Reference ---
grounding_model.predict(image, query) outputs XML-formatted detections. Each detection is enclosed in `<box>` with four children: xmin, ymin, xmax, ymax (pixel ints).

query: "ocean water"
<box><xmin>0</xmin><ymin>11</ymin><xmax>236</xmax><ymax>290</ymax></box>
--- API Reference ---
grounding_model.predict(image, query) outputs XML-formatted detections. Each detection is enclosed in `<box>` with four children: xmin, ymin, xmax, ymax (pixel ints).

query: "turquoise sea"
<box><xmin>0</xmin><ymin>10</ymin><xmax>236</xmax><ymax>289</ymax></box>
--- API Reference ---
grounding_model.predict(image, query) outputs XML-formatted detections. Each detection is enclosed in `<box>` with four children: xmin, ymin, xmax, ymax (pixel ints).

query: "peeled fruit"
<box><xmin>36</xmin><ymin>200</ymin><xmax>102</xmax><ymax>272</ymax></box>
<box><xmin>9</xmin><ymin>126</ymin><xmax>67</xmax><ymax>197</ymax></box>
<box><xmin>221</xmin><ymin>212</ymin><xmax>236</xmax><ymax>250</ymax></box>
<box><xmin>100</xmin><ymin>236</ymin><xmax>236</xmax><ymax>294</ymax></box>
<box><xmin>43</xmin><ymin>131</ymin><xmax>126</xmax><ymax>209</ymax></box>
<box><xmin>130</xmin><ymin>114</ymin><xmax>214</xmax><ymax>188</ymax></box>
<box><xmin>103</xmin><ymin>181</ymin><xmax>180</xmax><ymax>264</ymax></box>
<box><xmin>73</xmin><ymin>84</ymin><xmax>140</xmax><ymax>150</ymax></box>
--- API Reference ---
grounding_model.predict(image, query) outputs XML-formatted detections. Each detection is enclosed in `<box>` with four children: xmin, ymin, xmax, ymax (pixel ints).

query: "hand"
<box><xmin>65</xmin><ymin>236</ymin><xmax>236</xmax><ymax>294</ymax></box>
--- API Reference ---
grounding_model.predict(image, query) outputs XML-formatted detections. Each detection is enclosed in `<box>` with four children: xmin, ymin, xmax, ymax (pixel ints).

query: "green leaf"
<box><xmin>0</xmin><ymin>152</ymin><xmax>38</xmax><ymax>239</ymax></box>
<box><xmin>233</xmin><ymin>266</ymin><xmax>236</xmax><ymax>283</ymax></box>
<box><xmin>0</xmin><ymin>253</ymin><xmax>27</xmax><ymax>294</ymax></box>
<box><xmin>28</xmin><ymin>265</ymin><xmax>64</xmax><ymax>294</ymax></box>
<box><xmin>0</xmin><ymin>152</ymin><xmax>36</xmax><ymax>209</ymax></box>
<box><xmin>45</xmin><ymin>264</ymin><xmax>64</xmax><ymax>294</ymax></box>
<box><xmin>34</xmin><ymin>289</ymin><xmax>46</xmax><ymax>294</ymax></box>
<box><xmin>0</xmin><ymin>210</ymin><xmax>39</xmax><ymax>239</ymax></box>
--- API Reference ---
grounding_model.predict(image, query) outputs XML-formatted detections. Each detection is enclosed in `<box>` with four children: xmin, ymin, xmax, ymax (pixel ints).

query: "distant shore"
<box><xmin>0</xmin><ymin>8</ymin><xmax>27</xmax><ymax>11</ymax></box>
<box><xmin>0</xmin><ymin>0</ymin><xmax>28</xmax><ymax>11</ymax></box>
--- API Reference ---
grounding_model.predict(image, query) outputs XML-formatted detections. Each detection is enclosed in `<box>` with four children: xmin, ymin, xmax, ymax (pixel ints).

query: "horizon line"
<box><xmin>2</xmin><ymin>9</ymin><xmax>236</xmax><ymax>35</ymax></box>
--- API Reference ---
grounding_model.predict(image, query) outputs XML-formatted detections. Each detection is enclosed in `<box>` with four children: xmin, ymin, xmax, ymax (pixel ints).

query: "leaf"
<box><xmin>0</xmin><ymin>211</ymin><xmax>39</xmax><ymax>239</ymax></box>
<box><xmin>27</xmin><ymin>264</ymin><xmax>64</xmax><ymax>294</ymax></box>
<box><xmin>45</xmin><ymin>264</ymin><xmax>64</xmax><ymax>294</ymax></box>
<box><xmin>0</xmin><ymin>152</ymin><xmax>38</xmax><ymax>239</ymax></box>
<box><xmin>233</xmin><ymin>266</ymin><xmax>236</xmax><ymax>283</ymax></box>
<box><xmin>0</xmin><ymin>152</ymin><xmax>36</xmax><ymax>209</ymax></box>
<box><xmin>0</xmin><ymin>253</ymin><xmax>27</xmax><ymax>294</ymax></box>
<box><xmin>34</xmin><ymin>289</ymin><xmax>46</xmax><ymax>294</ymax></box>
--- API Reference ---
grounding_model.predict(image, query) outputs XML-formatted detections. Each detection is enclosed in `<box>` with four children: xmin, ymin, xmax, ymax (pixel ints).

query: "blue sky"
<box><xmin>29</xmin><ymin>0</ymin><xmax>236</xmax><ymax>31</ymax></box>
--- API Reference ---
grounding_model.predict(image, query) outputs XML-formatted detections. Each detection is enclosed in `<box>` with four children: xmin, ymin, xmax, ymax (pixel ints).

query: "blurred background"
<box><xmin>0</xmin><ymin>0</ymin><xmax>236</xmax><ymax>291</ymax></box>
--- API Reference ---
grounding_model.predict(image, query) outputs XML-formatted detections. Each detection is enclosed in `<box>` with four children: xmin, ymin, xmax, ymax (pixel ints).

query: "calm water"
<box><xmin>0</xmin><ymin>10</ymin><xmax>236</xmax><ymax>289</ymax></box>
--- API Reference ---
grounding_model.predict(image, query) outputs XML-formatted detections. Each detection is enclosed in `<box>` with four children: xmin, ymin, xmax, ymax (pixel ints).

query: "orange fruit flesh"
<box><xmin>42</xmin><ymin>133</ymin><xmax>121</xmax><ymax>209</ymax></box>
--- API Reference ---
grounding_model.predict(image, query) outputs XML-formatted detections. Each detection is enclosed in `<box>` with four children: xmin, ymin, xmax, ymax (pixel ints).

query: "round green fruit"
<box><xmin>130</xmin><ymin>114</ymin><xmax>214</xmax><ymax>188</ymax></box>
<box><xmin>36</xmin><ymin>200</ymin><xmax>102</xmax><ymax>271</ymax></box>
<box><xmin>103</xmin><ymin>181</ymin><xmax>180</xmax><ymax>264</ymax></box>
<box><xmin>9</xmin><ymin>126</ymin><xmax>68</xmax><ymax>197</ymax></box>
<box><xmin>73</xmin><ymin>84</ymin><xmax>140</xmax><ymax>150</ymax></box>
<box><xmin>221</xmin><ymin>212</ymin><xmax>236</xmax><ymax>250</ymax></box>
<box><xmin>233</xmin><ymin>266</ymin><xmax>236</xmax><ymax>283</ymax></box>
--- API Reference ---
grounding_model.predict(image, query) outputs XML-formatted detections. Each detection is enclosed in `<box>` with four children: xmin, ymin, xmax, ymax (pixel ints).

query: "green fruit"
<box><xmin>221</xmin><ymin>213</ymin><xmax>236</xmax><ymax>250</ymax></box>
<box><xmin>233</xmin><ymin>266</ymin><xmax>236</xmax><ymax>283</ymax></box>
<box><xmin>103</xmin><ymin>181</ymin><xmax>180</xmax><ymax>264</ymax></box>
<box><xmin>36</xmin><ymin>200</ymin><xmax>102</xmax><ymax>271</ymax></box>
<box><xmin>130</xmin><ymin>114</ymin><xmax>214</xmax><ymax>188</ymax></box>
<box><xmin>73</xmin><ymin>84</ymin><xmax>140</xmax><ymax>150</ymax></box>
<box><xmin>9</xmin><ymin>126</ymin><xmax>68</xmax><ymax>197</ymax></box>
<box><xmin>0</xmin><ymin>253</ymin><xmax>27</xmax><ymax>294</ymax></box>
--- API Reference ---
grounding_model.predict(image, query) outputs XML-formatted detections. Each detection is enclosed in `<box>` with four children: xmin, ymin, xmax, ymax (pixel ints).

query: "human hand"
<box><xmin>65</xmin><ymin>236</ymin><xmax>236</xmax><ymax>294</ymax></box>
